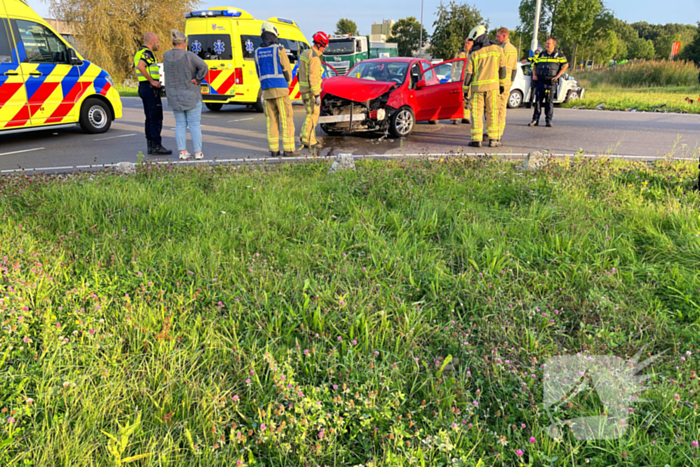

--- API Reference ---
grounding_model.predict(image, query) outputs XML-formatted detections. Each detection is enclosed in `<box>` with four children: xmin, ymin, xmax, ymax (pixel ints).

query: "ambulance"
<box><xmin>0</xmin><ymin>0</ymin><xmax>121</xmax><ymax>134</ymax></box>
<box><xmin>184</xmin><ymin>7</ymin><xmax>311</xmax><ymax>112</ymax></box>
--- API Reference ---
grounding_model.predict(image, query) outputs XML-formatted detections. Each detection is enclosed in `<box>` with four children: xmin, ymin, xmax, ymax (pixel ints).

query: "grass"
<box><xmin>564</xmin><ymin>86</ymin><xmax>700</xmax><ymax>113</ymax></box>
<box><xmin>116</xmin><ymin>85</ymin><xmax>138</xmax><ymax>97</ymax></box>
<box><xmin>565</xmin><ymin>60</ymin><xmax>700</xmax><ymax>113</ymax></box>
<box><xmin>0</xmin><ymin>157</ymin><xmax>699</xmax><ymax>466</ymax></box>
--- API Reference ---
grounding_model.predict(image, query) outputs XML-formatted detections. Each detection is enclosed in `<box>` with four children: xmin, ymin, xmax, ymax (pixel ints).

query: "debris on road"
<box><xmin>329</xmin><ymin>154</ymin><xmax>356</xmax><ymax>173</ymax></box>
<box><xmin>522</xmin><ymin>150</ymin><xmax>553</xmax><ymax>171</ymax></box>
<box><xmin>115</xmin><ymin>162</ymin><xmax>136</xmax><ymax>174</ymax></box>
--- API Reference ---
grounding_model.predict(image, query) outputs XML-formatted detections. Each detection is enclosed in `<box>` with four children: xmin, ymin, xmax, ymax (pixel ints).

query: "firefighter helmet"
<box><xmin>467</xmin><ymin>25</ymin><xmax>487</xmax><ymax>41</ymax></box>
<box><xmin>312</xmin><ymin>31</ymin><xmax>329</xmax><ymax>48</ymax></box>
<box><xmin>261</xmin><ymin>21</ymin><xmax>279</xmax><ymax>37</ymax></box>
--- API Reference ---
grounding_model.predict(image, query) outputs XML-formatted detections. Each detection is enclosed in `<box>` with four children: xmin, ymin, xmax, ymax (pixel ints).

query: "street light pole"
<box><xmin>419</xmin><ymin>0</ymin><xmax>424</xmax><ymax>57</ymax></box>
<box><xmin>530</xmin><ymin>0</ymin><xmax>542</xmax><ymax>57</ymax></box>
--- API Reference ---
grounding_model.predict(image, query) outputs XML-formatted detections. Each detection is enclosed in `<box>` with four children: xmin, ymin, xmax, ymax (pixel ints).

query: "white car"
<box><xmin>508</xmin><ymin>61</ymin><xmax>585</xmax><ymax>108</ymax></box>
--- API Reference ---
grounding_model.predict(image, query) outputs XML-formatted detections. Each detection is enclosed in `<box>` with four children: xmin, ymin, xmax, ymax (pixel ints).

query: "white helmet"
<box><xmin>261</xmin><ymin>21</ymin><xmax>279</xmax><ymax>37</ymax></box>
<box><xmin>467</xmin><ymin>25</ymin><xmax>487</xmax><ymax>41</ymax></box>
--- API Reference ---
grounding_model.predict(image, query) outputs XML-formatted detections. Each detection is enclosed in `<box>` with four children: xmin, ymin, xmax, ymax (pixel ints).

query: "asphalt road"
<box><xmin>1</xmin><ymin>96</ymin><xmax>699</xmax><ymax>172</ymax></box>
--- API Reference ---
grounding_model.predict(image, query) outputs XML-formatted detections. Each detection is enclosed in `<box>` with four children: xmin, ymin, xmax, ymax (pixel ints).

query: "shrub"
<box><xmin>577</xmin><ymin>59</ymin><xmax>699</xmax><ymax>88</ymax></box>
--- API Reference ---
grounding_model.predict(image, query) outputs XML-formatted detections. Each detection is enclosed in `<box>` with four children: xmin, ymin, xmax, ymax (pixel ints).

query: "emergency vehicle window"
<box><xmin>278</xmin><ymin>39</ymin><xmax>299</xmax><ymax>62</ymax></box>
<box><xmin>187</xmin><ymin>34</ymin><xmax>232</xmax><ymax>61</ymax></box>
<box><xmin>0</xmin><ymin>19</ymin><xmax>13</xmax><ymax>64</ymax></box>
<box><xmin>240</xmin><ymin>35</ymin><xmax>263</xmax><ymax>60</ymax></box>
<box><xmin>15</xmin><ymin>20</ymin><xmax>68</xmax><ymax>64</ymax></box>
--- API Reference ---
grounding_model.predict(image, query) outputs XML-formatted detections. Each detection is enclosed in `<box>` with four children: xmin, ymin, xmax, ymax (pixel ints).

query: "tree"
<box><xmin>335</xmin><ymin>18</ymin><xmax>359</xmax><ymax>36</ymax></box>
<box><xmin>628</xmin><ymin>38</ymin><xmax>655</xmax><ymax>60</ymax></box>
<box><xmin>551</xmin><ymin>0</ymin><xmax>603</xmax><ymax>69</ymax></box>
<box><xmin>47</xmin><ymin>0</ymin><xmax>198</xmax><ymax>82</ymax></box>
<box><xmin>591</xmin><ymin>30</ymin><xmax>617</xmax><ymax>64</ymax></box>
<box><xmin>430</xmin><ymin>1</ymin><xmax>485</xmax><ymax>60</ymax></box>
<box><xmin>388</xmin><ymin>17</ymin><xmax>428</xmax><ymax>57</ymax></box>
<box><xmin>519</xmin><ymin>0</ymin><xmax>565</xmax><ymax>52</ymax></box>
<box><xmin>610</xmin><ymin>18</ymin><xmax>639</xmax><ymax>60</ymax></box>
<box><xmin>679</xmin><ymin>23</ymin><xmax>700</xmax><ymax>63</ymax></box>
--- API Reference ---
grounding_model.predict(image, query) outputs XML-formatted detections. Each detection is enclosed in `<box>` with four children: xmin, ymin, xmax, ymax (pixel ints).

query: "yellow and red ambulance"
<box><xmin>184</xmin><ymin>7</ymin><xmax>312</xmax><ymax>112</ymax></box>
<box><xmin>0</xmin><ymin>0</ymin><xmax>121</xmax><ymax>134</ymax></box>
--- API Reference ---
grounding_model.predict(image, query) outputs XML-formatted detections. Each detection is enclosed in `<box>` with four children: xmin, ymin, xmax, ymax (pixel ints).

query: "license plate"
<box><xmin>318</xmin><ymin>113</ymin><xmax>367</xmax><ymax>124</ymax></box>
<box><xmin>201</xmin><ymin>85</ymin><xmax>209</xmax><ymax>94</ymax></box>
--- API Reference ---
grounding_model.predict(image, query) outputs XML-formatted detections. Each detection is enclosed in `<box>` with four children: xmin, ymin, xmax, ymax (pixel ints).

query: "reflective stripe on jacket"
<box><xmin>299</xmin><ymin>48</ymin><xmax>322</xmax><ymax>95</ymax></box>
<box><xmin>534</xmin><ymin>50</ymin><xmax>567</xmax><ymax>79</ymax></box>
<box><xmin>255</xmin><ymin>44</ymin><xmax>289</xmax><ymax>90</ymax></box>
<box><xmin>465</xmin><ymin>43</ymin><xmax>506</xmax><ymax>92</ymax></box>
<box><xmin>134</xmin><ymin>47</ymin><xmax>159</xmax><ymax>82</ymax></box>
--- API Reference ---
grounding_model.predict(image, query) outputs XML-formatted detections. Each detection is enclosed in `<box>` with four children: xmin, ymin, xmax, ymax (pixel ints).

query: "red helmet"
<box><xmin>312</xmin><ymin>31</ymin><xmax>329</xmax><ymax>48</ymax></box>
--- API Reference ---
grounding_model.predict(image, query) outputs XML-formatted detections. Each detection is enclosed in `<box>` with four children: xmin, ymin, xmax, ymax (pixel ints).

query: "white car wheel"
<box><xmin>508</xmin><ymin>90</ymin><xmax>523</xmax><ymax>109</ymax></box>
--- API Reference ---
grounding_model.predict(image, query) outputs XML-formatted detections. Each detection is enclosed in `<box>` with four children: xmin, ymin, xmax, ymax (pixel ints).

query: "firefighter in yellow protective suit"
<box><xmin>299</xmin><ymin>31</ymin><xmax>329</xmax><ymax>153</ymax></box>
<box><xmin>463</xmin><ymin>25</ymin><xmax>507</xmax><ymax>148</ymax></box>
<box><xmin>495</xmin><ymin>27</ymin><xmax>518</xmax><ymax>142</ymax></box>
<box><xmin>451</xmin><ymin>38</ymin><xmax>473</xmax><ymax>125</ymax></box>
<box><xmin>254</xmin><ymin>21</ymin><xmax>296</xmax><ymax>157</ymax></box>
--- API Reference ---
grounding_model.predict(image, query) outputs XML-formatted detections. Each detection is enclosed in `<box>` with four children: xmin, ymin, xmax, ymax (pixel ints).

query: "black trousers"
<box><xmin>532</xmin><ymin>82</ymin><xmax>555</xmax><ymax>123</ymax></box>
<box><xmin>138</xmin><ymin>82</ymin><xmax>163</xmax><ymax>145</ymax></box>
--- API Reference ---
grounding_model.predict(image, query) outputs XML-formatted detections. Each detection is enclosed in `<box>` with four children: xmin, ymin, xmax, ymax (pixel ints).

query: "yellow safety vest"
<box><xmin>134</xmin><ymin>47</ymin><xmax>160</xmax><ymax>82</ymax></box>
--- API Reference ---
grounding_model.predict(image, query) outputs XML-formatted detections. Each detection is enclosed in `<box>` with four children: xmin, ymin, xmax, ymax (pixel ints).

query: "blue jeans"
<box><xmin>173</xmin><ymin>104</ymin><xmax>202</xmax><ymax>153</ymax></box>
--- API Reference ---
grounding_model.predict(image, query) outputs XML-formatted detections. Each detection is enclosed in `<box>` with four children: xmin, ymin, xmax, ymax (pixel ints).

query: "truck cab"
<box><xmin>324</xmin><ymin>35</ymin><xmax>369</xmax><ymax>76</ymax></box>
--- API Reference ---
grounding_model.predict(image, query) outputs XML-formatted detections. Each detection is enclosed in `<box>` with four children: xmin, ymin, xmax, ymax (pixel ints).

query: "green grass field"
<box><xmin>1</xmin><ymin>158</ymin><xmax>699</xmax><ymax>466</ymax></box>
<box><xmin>564</xmin><ymin>86</ymin><xmax>700</xmax><ymax>114</ymax></box>
<box><xmin>116</xmin><ymin>86</ymin><xmax>139</xmax><ymax>97</ymax></box>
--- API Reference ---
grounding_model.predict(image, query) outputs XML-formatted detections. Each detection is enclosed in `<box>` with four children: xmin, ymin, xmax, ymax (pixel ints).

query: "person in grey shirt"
<box><xmin>163</xmin><ymin>30</ymin><xmax>208</xmax><ymax>160</ymax></box>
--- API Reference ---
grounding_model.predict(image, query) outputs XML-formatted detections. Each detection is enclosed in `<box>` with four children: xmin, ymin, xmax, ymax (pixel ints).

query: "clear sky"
<box><xmin>28</xmin><ymin>0</ymin><xmax>700</xmax><ymax>43</ymax></box>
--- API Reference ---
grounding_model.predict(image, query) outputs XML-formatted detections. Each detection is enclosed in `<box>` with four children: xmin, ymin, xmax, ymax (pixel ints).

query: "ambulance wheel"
<box><xmin>389</xmin><ymin>106</ymin><xmax>415</xmax><ymax>138</ymax></box>
<box><xmin>205</xmin><ymin>103</ymin><xmax>223</xmax><ymax>112</ymax></box>
<box><xmin>253</xmin><ymin>94</ymin><xmax>265</xmax><ymax>113</ymax></box>
<box><xmin>79</xmin><ymin>98</ymin><xmax>112</xmax><ymax>134</ymax></box>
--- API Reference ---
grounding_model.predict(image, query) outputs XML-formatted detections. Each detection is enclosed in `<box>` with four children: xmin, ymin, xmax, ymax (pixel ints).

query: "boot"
<box><xmin>461</xmin><ymin>118</ymin><xmax>471</xmax><ymax>124</ymax></box>
<box><xmin>147</xmin><ymin>140</ymin><xmax>153</xmax><ymax>155</ymax></box>
<box><xmin>468</xmin><ymin>141</ymin><xmax>482</xmax><ymax>148</ymax></box>
<box><xmin>283</xmin><ymin>151</ymin><xmax>298</xmax><ymax>158</ymax></box>
<box><xmin>546</xmin><ymin>121</ymin><xmax>553</xmax><ymax>127</ymax></box>
<box><xmin>489</xmin><ymin>139</ymin><xmax>502</xmax><ymax>148</ymax></box>
<box><xmin>528</xmin><ymin>120</ymin><xmax>539</xmax><ymax>127</ymax></box>
<box><xmin>270</xmin><ymin>151</ymin><xmax>281</xmax><ymax>157</ymax></box>
<box><xmin>151</xmin><ymin>145</ymin><xmax>172</xmax><ymax>155</ymax></box>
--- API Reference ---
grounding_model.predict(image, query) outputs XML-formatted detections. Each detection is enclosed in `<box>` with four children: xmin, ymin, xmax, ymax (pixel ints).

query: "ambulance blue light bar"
<box><xmin>184</xmin><ymin>10</ymin><xmax>242</xmax><ymax>18</ymax></box>
<box><xmin>277</xmin><ymin>18</ymin><xmax>294</xmax><ymax>24</ymax></box>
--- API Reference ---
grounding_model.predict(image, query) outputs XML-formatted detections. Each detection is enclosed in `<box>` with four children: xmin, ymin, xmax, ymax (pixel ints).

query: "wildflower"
<box><xmin>318</xmin><ymin>430</ymin><xmax>325</xmax><ymax>439</ymax></box>
<box><xmin>529</xmin><ymin>436</ymin><xmax>536</xmax><ymax>444</ymax></box>
<box><xmin>692</xmin><ymin>441</ymin><xmax>698</xmax><ymax>448</ymax></box>
<box><xmin>515</xmin><ymin>449</ymin><xmax>523</xmax><ymax>457</ymax></box>
<box><xmin>22</xmin><ymin>337</ymin><xmax>31</xmax><ymax>344</ymax></box>
<box><xmin>245</xmin><ymin>379</ymin><xmax>251</xmax><ymax>384</ymax></box>
<box><xmin>62</xmin><ymin>381</ymin><xmax>70</xmax><ymax>388</ymax></box>
<box><xmin>25</xmin><ymin>398</ymin><xmax>33</xmax><ymax>405</ymax></box>
<box><xmin>304</xmin><ymin>349</ymin><xmax>310</xmax><ymax>356</ymax></box>
<box><xmin>451</xmin><ymin>423</ymin><xmax>458</xmax><ymax>429</ymax></box>
<box><xmin>7</xmin><ymin>417</ymin><xmax>15</xmax><ymax>424</ymax></box>
<box><xmin>337</xmin><ymin>336</ymin><xmax>342</xmax><ymax>342</ymax></box>
<box><xmin>232</xmin><ymin>395</ymin><xmax>240</xmax><ymax>402</ymax></box>
<box><xmin>498</xmin><ymin>435</ymin><xmax>508</xmax><ymax>446</ymax></box>
<box><xmin>260</xmin><ymin>424</ymin><xmax>267</xmax><ymax>431</ymax></box>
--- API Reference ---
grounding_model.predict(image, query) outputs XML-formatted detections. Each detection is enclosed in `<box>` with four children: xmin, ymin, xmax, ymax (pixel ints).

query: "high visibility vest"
<box><xmin>254</xmin><ymin>44</ymin><xmax>288</xmax><ymax>90</ymax></box>
<box><xmin>134</xmin><ymin>47</ymin><xmax>160</xmax><ymax>82</ymax></box>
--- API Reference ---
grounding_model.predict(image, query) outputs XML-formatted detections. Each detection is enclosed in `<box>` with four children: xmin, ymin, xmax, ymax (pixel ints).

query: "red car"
<box><xmin>319</xmin><ymin>57</ymin><xmax>468</xmax><ymax>138</ymax></box>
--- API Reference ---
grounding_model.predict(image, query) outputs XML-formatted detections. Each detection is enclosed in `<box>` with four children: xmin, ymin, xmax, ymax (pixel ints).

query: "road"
<box><xmin>0</xmin><ymin>97</ymin><xmax>699</xmax><ymax>172</ymax></box>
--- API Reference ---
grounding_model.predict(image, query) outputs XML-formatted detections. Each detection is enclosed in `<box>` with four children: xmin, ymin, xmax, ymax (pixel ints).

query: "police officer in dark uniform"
<box><xmin>134</xmin><ymin>32</ymin><xmax>171</xmax><ymax>155</ymax></box>
<box><xmin>529</xmin><ymin>37</ymin><xmax>568</xmax><ymax>127</ymax></box>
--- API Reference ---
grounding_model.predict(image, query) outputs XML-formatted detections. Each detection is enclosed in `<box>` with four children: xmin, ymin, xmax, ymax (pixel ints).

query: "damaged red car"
<box><xmin>319</xmin><ymin>57</ymin><xmax>468</xmax><ymax>138</ymax></box>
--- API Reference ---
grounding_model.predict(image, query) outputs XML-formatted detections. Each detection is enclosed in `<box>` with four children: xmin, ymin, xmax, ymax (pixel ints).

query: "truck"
<box><xmin>324</xmin><ymin>35</ymin><xmax>398</xmax><ymax>76</ymax></box>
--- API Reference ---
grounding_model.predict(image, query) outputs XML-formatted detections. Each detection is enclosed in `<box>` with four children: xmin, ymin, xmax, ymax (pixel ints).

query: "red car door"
<box><xmin>414</xmin><ymin>59</ymin><xmax>467</xmax><ymax>121</ymax></box>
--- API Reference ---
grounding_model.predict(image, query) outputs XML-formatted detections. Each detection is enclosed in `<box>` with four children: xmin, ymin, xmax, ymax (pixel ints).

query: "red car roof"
<box><xmin>359</xmin><ymin>57</ymin><xmax>418</xmax><ymax>63</ymax></box>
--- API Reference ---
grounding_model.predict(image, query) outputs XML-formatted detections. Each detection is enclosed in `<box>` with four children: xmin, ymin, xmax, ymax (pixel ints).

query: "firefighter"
<box><xmin>299</xmin><ymin>31</ymin><xmax>329</xmax><ymax>153</ymax></box>
<box><xmin>134</xmin><ymin>32</ymin><xmax>172</xmax><ymax>155</ymax></box>
<box><xmin>463</xmin><ymin>25</ymin><xmax>507</xmax><ymax>148</ymax></box>
<box><xmin>254</xmin><ymin>22</ymin><xmax>296</xmax><ymax>157</ymax></box>
<box><xmin>451</xmin><ymin>38</ymin><xmax>473</xmax><ymax>125</ymax></box>
<box><xmin>529</xmin><ymin>37</ymin><xmax>568</xmax><ymax>127</ymax></box>
<box><xmin>495</xmin><ymin>27</ymin><xmax>518</xmax><ymax>142</ymax></box>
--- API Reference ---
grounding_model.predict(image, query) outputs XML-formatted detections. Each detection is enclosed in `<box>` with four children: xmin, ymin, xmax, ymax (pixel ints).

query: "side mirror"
<box><xmin>416</xmin><ymin>78</ymin><xmax>426</xmax><ymax>89</ymax></box>
<box><xmin>69</xmin><ymin>48</ymin><xmax>83</xmax><ymax>66</ymax></box>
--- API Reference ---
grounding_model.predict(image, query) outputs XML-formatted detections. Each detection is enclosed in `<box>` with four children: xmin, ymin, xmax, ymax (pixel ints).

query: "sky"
<box><xmin>28</xmin><ymin>0</ymin><xmax>700</xmax><ymax>44</ymax></box>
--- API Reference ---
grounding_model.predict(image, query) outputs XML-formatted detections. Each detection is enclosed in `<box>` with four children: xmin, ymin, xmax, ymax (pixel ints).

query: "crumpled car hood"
<box><xmin>321</xmin><ymin>76</ymin><xmax>395</xmax><ymax>102</ymax></box>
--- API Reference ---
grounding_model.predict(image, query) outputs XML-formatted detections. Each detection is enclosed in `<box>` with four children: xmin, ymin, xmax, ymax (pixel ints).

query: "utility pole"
<box><xmin>530</xmin><ymin>0</ymin><xmax>542</xmax><ymax>57</ymax></box>
<box><xmin>419</xmin><ymin>0</ymin><xmax>424</xmax><ymax>57</ymax></box>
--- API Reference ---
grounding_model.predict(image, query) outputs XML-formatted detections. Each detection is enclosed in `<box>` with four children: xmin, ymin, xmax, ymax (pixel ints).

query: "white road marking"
<box><xmin>94</xmin><ymin>133</ymin><xmax>137</xmax><ymax>141</ymax></box>
<box><xmin>0</xmin><ymin>147</ymin><xmax>45</xmax><ymax>157</ymax></box>
<box><xmin>34</xmin><ymin>166</ymin><xmax>73</xmax><ymax>171</ymax></box>
<box><xmin>228</xmin><ymin>118</ymin><xmax>255</xmax><ymax>123</ymax></box>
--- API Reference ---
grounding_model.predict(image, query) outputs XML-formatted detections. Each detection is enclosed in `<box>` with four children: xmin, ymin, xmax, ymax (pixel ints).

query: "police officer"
<box><xmin>529</xmin><ymin>37</ymin><xmax>568</xmax><ymax>127</ymax></box>
<box><xmin>463</xmin><ymin>25</ymin><xmax>507</xmax><ymax>148</ymax></box>
<box><xmin>495</xmin><ymin>27</ymin><xmax>518</xmax><ymax>142</ymax></box>
<box><xmin>134</xmin><ymin>32</ymin><xmax>172</xmax><ymax>155</ymax></box>
<box><xmin>254</xmin><ymin>22</ymin><xmax>296</xmax><ymax>157</ymax></box>
<box><xmin>451</xmin><ymin>38</ymin><xmax>472</xmax><ymax>125</ymax></box>
<box><xmin>299</xmin><ymin>31</ymin><xmax>329</xmax><ymax>154</ymax></box>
